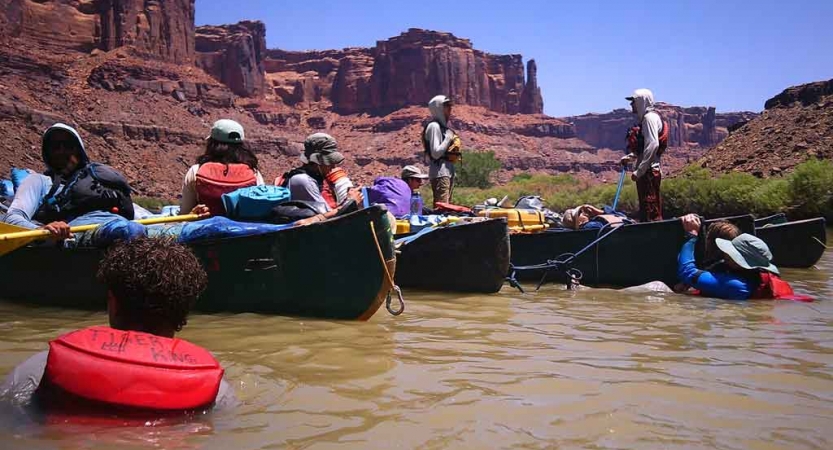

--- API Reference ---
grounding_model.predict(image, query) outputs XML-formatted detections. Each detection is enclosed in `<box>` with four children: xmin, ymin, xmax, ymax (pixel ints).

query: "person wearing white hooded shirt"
<box><xmin>422</xmin><ymin>95</ymin><xmax>458</xmax><ymax>207</ymax></box>
<box><xmin>621</xmin><ymin>88</ymin><xmax>664</xmax><ymax>222</ymax></box>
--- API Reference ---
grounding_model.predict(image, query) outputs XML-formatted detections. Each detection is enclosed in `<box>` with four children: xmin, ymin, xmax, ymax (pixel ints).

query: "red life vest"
<box><xmin>195</xmin><ymin>162</ymin><xmax>257</xmax><ymax>215</ymax></box>
<box><xmin>41</xmin><ymin>326</ymin><xmax>224</xmax><ymax>412</ymax></box>
<box><xmin>751</xmin><ymin>271</ymin><xmax>814</xmax><ymax>302</ymax></box>
<box><xmin>627</xmin><ymin>113</ymin><xmax>669</xmax><ymax>156</ymax></box>
<box><xmin>277</xmin><ymin>167</ymin><xmax>349</xmax><ymax>210</ymax></box>
<box><xmin>321</xmin><ymin>167</ymin><xmax>350</xmax><ymax>209</ymax></box>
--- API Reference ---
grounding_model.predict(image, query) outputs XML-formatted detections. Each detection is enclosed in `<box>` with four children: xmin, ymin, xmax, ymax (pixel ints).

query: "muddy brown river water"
<box><xmin>0</xmin><ymin>238</ymin><xmax>831</xmax><ymax>449</ymax></box>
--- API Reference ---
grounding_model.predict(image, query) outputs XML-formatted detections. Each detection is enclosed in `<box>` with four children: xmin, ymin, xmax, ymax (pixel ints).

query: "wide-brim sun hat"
<box><xmin>715</xmin><ymin>233</ymin><xmax>779</xmax><ymax>275</ymax></box>
<box><xmin>300</xmin><ymin>133</ymin><xmax>344</xmax><ymax>165</ymax></box>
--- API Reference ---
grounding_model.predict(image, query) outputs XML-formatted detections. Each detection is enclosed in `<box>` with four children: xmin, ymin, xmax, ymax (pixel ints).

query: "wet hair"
<box><xmin>197</xmin><ymin>139</ymin><xmax>259</xmax><ymax>171</ymax></box>
<box><xmin>704</xmin><ymin>221</ymin><xmax>741</xmax><ymax>262</ymax></box>
<box><xmin>97</xmin><ymin>237</ymin><xmax>208</xmax><ymax>333</ymax></box>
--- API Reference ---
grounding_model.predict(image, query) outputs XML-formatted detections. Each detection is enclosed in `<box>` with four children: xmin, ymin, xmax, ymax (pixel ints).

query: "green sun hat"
<box><xmin>208</xmin><ymin>119</ymin><xmax>245</xmax><ymax>144</ymax></box>
<box><xmin>715</xmin><ymin>233</ymin><xmax>779</xmax><ymax>275</ymax></box>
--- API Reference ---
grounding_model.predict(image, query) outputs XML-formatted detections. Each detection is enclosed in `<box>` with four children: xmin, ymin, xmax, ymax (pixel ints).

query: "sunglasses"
<box><xmin>48</xmin><ymin>139</ymin><xmax>79</xmax><ymax>151</ymax></box>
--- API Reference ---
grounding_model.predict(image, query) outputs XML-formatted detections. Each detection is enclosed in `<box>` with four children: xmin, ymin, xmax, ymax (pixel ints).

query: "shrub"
<box><xmin>785</xmin><ymin>158</ymin><xmax>833</xmax><ymax>220</ymax></box>
<box><xmin>133</xmin><ymin>196</ymin><xmax>172</xmax><ymax>213</ymax></box>
<box><xmin>456</xmin><ymin>150</ymin><xmax>501</xmax><ymax>189</ymax></box>
<box><xmin>438</xmin><ymin>158</ymin><xmax>833</xmax><ymax>220</ymax></box>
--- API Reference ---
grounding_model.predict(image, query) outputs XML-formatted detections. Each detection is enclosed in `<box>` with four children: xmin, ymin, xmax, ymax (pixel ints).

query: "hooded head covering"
<box><xmin>301</xmin><ymin>133</ymin><xmax>344</xmax><ymax>166</ymax></box>
<box><xmin>428</xmin><ymin>95</ymin><xmax>452</xmax><ymax>127</ymax></box>
<box><xmin>41</xmin><ymin>123</ymin><xmax>89</xmax><ymax>173</ymax></box>
<box><xmin>626</xmin><ymin>88</ymin><xmax>655</xmax><ymax>121</ymax></box>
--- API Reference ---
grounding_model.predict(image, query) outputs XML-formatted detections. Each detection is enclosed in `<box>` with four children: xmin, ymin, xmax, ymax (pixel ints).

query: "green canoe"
<box><xmin>0</xmin><ymin>206</ymin><xmax>396</xmax><ymax>320</ymax></box>
<box><xmin>510</xmin><ymin>215</ymin><xmax>755</xmax><ymax>288</ymax></box>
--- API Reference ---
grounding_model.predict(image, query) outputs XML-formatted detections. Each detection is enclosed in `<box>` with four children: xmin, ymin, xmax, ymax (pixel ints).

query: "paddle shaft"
<box><xmin>0</xmin><ymin>214</ymin><xmax>200</xmax><ymax>242</ymax></box>
<box><xmin>612</xmin><ymin>165</ymin><xmax>626</xmax><ymax>211</ymax></box>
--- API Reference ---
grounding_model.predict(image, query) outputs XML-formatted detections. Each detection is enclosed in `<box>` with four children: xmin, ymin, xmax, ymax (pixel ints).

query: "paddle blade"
<box><xmin>0</xmin><ymin>234</ymin><xmax>41</xmax><ymax>256</ymax></box>
<box><xmin>0</xmin><ymin>222</ymin><xmax>28</xmax><ymax>235</ymax></box>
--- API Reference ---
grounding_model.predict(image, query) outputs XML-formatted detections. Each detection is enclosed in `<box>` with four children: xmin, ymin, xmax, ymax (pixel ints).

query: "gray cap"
<box><xmin>401</xmin><ymin>165</ymin><xmax>428</xmax><ymax>180</ymax></box>
<box><xmin>715</xmin><ymin>233</ymin><xmax>779</xmax><ymax>275</ymax></box>
<box><xmin>301</xmin><ymin>133</ymin><xmax>344</xmax><ymax>165</ymax></box>
<box><xmin>208</xmin><ymin>119</ymin><xmax>245</xmax><ymax>144</ymax></box>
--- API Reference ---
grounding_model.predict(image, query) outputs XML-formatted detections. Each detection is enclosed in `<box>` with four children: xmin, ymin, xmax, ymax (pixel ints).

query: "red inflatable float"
<box><xmin>42</xmin><ymin>326</ymin><xmax>223</xmax><ymax>411</ymax></box>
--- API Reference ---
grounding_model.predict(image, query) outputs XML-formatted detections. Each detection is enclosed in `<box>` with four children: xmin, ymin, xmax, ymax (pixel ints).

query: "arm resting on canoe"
<box><xmin>4</xmin><ymin>174</ymin><xmax>53</xmax><ymax>229</ymax></box>
<box><xmin>677</xmin><ymin>235</ymin><xmax>751</xmax><ymax>300</ymax></box>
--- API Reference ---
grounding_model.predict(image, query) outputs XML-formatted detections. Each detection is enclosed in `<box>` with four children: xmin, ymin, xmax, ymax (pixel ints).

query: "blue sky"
<box><xmin>196</xmin><ymin>0</ymin><xmax>833</xmax><ymax>117</ymax></box>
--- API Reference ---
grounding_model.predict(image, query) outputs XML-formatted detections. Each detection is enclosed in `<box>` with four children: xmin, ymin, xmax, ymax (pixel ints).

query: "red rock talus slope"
<box><xmin>699</xmin><ymin>79</ymin><xmax>833</xmax><ymax>176</ymax></box>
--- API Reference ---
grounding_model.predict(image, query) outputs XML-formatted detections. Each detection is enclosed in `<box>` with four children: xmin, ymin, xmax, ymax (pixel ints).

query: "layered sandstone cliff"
<box><xmin>257</xmin><ymin>28</ymin><xmax>544</xmax><ymax>115</ymax></box>
<box><xmin>0</xmin><ymin>0</ymin><xmax>195</xmax><ymax>63</ymax></box>
<box><xmin>564</xmin><ymin>105</ymin><xmax>758</xmax><ymax>151</ymax></box>
<box><xmin>195</xmin><ymin>21</ymin><xmax>266</xmax><ymax>97</ymax></box>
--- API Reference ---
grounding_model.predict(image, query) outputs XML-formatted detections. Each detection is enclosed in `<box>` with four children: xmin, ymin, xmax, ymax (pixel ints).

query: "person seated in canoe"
<box><xmin>678</xmin><ymin>214</ymin><xmax>809</xmax><ymax>301</ymax></box>
<box><xmin>561</xmin><ymin>204</ymin><xmax>629</xmax><ymax>230</ymax></box>
<box><xmin>181</xmin><ymin>119</ymin><xmax>265</xmax><ymax>217</ymax></box>
<box><xmin>365</xmin><ymin>165</ymin><xmax>428</xmax><ymax>217</ymax></box>
<box><xmin>401</xmin><ymin>165</ymin><xmax>429</xmax><ymax>194</ymax></box>
<box><xmin>276</xmin><ymin>133</ymin><xmax>363</xmax><ymax>226</ymax></box>
<box><xmin>3</xmin><ymin>123</ymin><xmax>141</xmax><ymax>243</ymax></box>
<box><xmin>0</xmin><ymin>236</ymin><xmax>233</xmax><ymax>417</ymax></box>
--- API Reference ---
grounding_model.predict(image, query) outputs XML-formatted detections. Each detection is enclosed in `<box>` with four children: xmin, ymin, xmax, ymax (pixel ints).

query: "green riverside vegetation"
<box><xmin>433</xmin><ymin>157</ymin><xmax>833</xmax><ymax>221</ymax></box>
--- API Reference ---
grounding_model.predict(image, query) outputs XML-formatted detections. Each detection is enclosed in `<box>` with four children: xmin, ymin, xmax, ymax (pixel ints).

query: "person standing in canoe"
<box><xmin>3</xmin><ymin>123</ymin><xmax>141</xmax><ymax>242</ymax></box>
<box><xmin>1</xmin><ymin>237</ymin><xmax>233</xmax><ymax>416</ymax></box>
<box><xmin>620</xmin><ymin>89</ymin><xmax>668</xmax><ymax>222</ymax></box>
<box><xmin>423</xmin><ymin>95</ymin><xmax>462</xmax><ymax>208</ymax></box>
<box><xmin>278</xmin><ymin>133</ymin><xmax>363</xmax><ymax>226</ymax></box>
<box><xmin>181</xmin><ymin>119</ymin><xmax>265</xmax><ymax>217</ymax></box>
<box><xmin>678</xmin><ymin>214</ymin><xmax>808</xmax><ymax>301</ymax></box>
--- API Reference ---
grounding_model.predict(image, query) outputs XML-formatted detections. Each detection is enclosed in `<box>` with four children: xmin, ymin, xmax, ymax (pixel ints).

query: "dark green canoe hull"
<box><xmin>510</xmin><ymin>215</ymin><xmax>755</xmax><ymax>288</ymax></box>
<box><xmin>0</xmin><ymin>206</ymin><xmax>396</xmax><ymax>320</ymax></box>
<box><xmin>395</xmin><ymin>219</ymin><xmax>511</xmax><ymax>293</ymax></box>
<box><xmin>755</xmin><ymin>217</ymin><xmax>827</xmax><ymax>268</ymax></box>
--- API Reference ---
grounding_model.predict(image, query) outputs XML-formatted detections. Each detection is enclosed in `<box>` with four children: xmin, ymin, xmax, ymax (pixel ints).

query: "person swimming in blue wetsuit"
<box><xmin>677</xmin><ymin>214</ymin><xmax>800</xmax><ymax>301</ymax></box>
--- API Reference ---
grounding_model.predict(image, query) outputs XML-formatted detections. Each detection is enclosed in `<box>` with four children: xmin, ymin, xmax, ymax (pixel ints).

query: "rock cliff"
<box><xmin>564</xmin><ymin>105</ymin><xmax>758</xmax><ymax>151</ymax></box>
<box><xmin>195</xmin><ymin>20</ymin><xmax>266</xmax><ymax>97</ymax></box>
<box><xmin>260</xmin><ymin>28</ymin><xmax>544</xmax><ymax>115</ymax></box>
<box><xmin>0</xmin><ymin>0</ymin><xmax>195</xmax><ymax>63</ymax></box>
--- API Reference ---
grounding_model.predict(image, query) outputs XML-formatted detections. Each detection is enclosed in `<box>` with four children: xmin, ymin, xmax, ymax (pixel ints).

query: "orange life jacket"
<box><xmin>321</xmin><ymin>167</ymin><xmax>349</xmax><ymax>209</ymax></box>
<box><xmin>751</xmin><ymin>271</ymin><xmax>814</xmax><ymax>302</ymax></box>
<box><xmin>40</xmin><ymin>326</ymin><xmax>223</xmax><ymax>412</ymax></box>
<box><xmin>195</xmin><ymin>162</ymin><xmax>257</xmax><ymax>215</ymax></box>
<box><xmin>627</xmin><ymin>113</ymin><xmax>669</xmax><ymax>156</ymax></box>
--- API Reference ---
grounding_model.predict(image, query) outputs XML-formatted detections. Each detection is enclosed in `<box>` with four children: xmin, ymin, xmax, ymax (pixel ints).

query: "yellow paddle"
<box><xmin>0</xmin><ymin>214</ymin><xmax>201</xmax><ymax>256</ymax></box>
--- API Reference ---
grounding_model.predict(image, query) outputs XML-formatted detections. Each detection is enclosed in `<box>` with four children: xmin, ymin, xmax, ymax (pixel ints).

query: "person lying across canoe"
<box><xmin>0</xmin><ymin>237</ymin><xmax>233</xmax><ymax>418</ymax></box>
<box><xmin>276</xmin><ymin>133</ymin><xmax>363</xmax><ymax>226</ymax></box>
<box><xmin>3</xmin><ymin>123</ymin><xmax>141</xmax><ymax>242</ymax></box>
<box><xmin>562</xmin><ymin>204</ymin><xmax>631</xmax><ymax>230</ymax></box>
<box><xmin>678</xmin><ymin>214</ymin><xmax>808</xmax><ymax>301</ymax></box>
<box><xmin>181</xmin><ymin>119</ymin><xmax>265</xmax><ymax>217</ymax></box>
